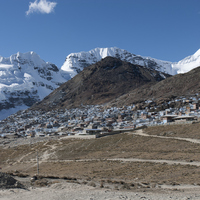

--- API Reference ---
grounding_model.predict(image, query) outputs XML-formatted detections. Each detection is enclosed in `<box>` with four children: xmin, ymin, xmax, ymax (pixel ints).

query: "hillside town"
<box><xmin>0</xmin><ymin>95</ymin><xmax>200</xmax><ymax>141</ymax></box>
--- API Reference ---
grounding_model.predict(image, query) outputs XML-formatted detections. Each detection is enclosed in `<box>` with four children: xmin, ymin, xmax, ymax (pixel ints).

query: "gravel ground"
<box><xmin>2</xmin><ymin>128</ymin><xmax>200</xmax><ymax>199</ymax></box>
<box><xmin>0</xmin><ymin>136</ymin><xmax>58</xmax><ymax>149</ymax></box>
<box><xmin>1</xmin><ymin>181</ymin><xmax>200</xmax><ymax>200</ymax></box>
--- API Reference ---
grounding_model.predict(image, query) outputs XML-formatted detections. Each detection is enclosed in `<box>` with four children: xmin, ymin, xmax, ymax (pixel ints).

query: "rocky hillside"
<box><xmin>32</xmin><ymin>57</ymin><xmax>200</xmax><ymax>112</ymax></box>
<box><xmin>109</xmin><ymin>65</ymin><xmax>200</xmax><ymax>109</ymax></box>
<box><xmin>31</xmin><ymin>57</ymin><xmax>170</xmax><ymax>111</ymax></box>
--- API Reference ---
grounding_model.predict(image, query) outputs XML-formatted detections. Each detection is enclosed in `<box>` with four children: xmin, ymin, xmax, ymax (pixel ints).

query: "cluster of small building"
<box><xmin>0</xmin><ymin>96</ymin><xmax>200</xmax><ymax>139</ymax></box>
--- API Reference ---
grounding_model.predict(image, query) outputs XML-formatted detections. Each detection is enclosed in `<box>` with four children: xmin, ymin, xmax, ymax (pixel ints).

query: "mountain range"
<box><xmin>60</xmin><ymin>47</ymin><xmax>200</xmax><ymax>79</ymax></box>
<box><xmin>31</xmin><ymin>56</ymin><xmax>171</xmax><ymax>111</ymax></box>
<box><xmin>1</xmin><ymin>47</ymin><xmax>200</xmax><ymax>120</ymax></box>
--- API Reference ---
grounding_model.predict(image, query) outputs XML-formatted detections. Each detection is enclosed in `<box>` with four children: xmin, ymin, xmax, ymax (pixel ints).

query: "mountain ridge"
<box><xmin>60</xmin><ymin>47</ymin><xmax>200</xmax><ymax>80</ymax></box>
<box><xmin>1</xmin><ymin>47</ymin><xmax>200</xmax><ymax>120</ymax></box>
<box><xmin>31</xmin><ymin>56</ymin><xmax>171</xmax><ymax>111</ymax></box>
<box><xmin>108</xmin><ymin>65</ymin><xmax>200</xmax><ymax>109</ymax></box>
<box><xmin>60</xmin><ymin>47</ymin><xmax>174</xmax><ymax>80</ymax></box>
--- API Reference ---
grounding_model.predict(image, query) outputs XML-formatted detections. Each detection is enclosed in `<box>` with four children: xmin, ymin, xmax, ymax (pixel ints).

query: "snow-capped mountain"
<box><xmin>172</xmin><ymin>49</ymin><xmax>200</xmax><ymax>74</ymax></box>
<box><xmin>60</xmin><ymin>47</ymin><xmax>175</xmax><ymax>80</ymax></box>
<box><xmin>1</xmin><ymin>47</ymin><xmax>200</xmax><ymax>120</ymax></box>
<box><xmin>60</xmin><ymin>47</ymin><xmax>200</xmax><ymax>80</ymax></box>
<box><xmin>0</xmin><ymin>52</ymin><xmax>66</xmax><ymax>120</ymax></box>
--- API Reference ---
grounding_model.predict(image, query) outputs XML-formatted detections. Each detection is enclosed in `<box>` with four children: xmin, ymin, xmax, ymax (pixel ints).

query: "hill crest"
<box><xmin>32</xmin><ymin>56</ymin><xmax>170</xmax><ymax>111</ymax></box>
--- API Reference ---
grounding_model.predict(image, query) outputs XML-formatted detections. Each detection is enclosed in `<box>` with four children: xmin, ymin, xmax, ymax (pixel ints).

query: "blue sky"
<box><xmin>0</xmin><ymin>0</ymin><xmax>200</xmax><ymax>68</ymax></box>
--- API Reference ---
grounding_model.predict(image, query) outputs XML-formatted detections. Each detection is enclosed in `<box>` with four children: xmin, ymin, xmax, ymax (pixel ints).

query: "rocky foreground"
<box><xmin>2</xmin><ymin>124</ymin><xmax>200</xmax><ymax>199</ymax></box>
<box><xmin>0</xmin><ymin>172</ymin><xmax>24</xmax><ymax>190</ymax></box>
<box><xmin>1</xmin><ymin>178</ymin><xmax>200</xmax><ymax>200</ymax></box>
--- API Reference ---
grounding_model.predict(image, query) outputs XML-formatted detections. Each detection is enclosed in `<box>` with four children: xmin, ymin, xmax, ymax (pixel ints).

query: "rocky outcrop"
<box><xmin>0</xmin><ymin>172</ymin><xmax>25</xmax><ymax>189</ymax></box>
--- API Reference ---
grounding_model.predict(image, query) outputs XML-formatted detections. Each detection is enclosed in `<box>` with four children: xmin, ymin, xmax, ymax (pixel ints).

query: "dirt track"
<box><xmin>1</xmin><ymin>124</ymin><xmax>200</xmax><ymax>199</ymax></box>
<box><xmin>134</xmin><ymin>129</ymin><xmax>200</xmax><ymax>144</ymax></box>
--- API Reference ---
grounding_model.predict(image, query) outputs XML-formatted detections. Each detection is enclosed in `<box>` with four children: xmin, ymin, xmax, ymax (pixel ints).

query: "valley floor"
<box><xmin>1</xmin><ymin>124</ymin><xmax>200</xmax><ymax>199</ymax></box>
<box><xmin>1</xmin><ymin>181</ymin><xmax>200</xmax><ymax>200</ymax></box>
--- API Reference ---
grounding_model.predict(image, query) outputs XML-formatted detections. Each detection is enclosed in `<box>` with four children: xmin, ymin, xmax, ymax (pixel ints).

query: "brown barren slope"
<box><xmin>1</xmin><ymin>123</ymin><xmax>200</xmax><ymax>186</ymax></box>
<box><xmin>31</xmin><ymin>57</ymin><xmax>169</xmax><ymax>111</ymax></box>
<box><xmin>110</xmin><ymin>65</ymin><xmax>200</xmax><ymax>107</ymax></box>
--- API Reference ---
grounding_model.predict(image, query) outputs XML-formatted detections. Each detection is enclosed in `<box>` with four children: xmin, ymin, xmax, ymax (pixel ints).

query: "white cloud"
<box><xmin>26</xmin><ymin>0</ymin><xmax>57</xmax><ymax>15</ymax></box>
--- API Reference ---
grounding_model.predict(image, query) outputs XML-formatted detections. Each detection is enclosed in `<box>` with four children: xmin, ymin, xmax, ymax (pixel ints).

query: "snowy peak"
<box><xmin>9</xmin><ymin>51</ymin><xmax>53</xmax><ymax>71</ymax></box>
<box><xmin>0</xmin><ymin>51</ymin><xmax>62</xmax><ymax>85</ymax></box>
<box><xmin>174</xmin><ymin>50</ymin><xmax>200</xmax><ymax>73</ymax></box>
<box><xmin>172</xmin><ymin>49</ymin><xmax>200</xmax><ymax>74</ymax></box>
<box><xmin>60</xmin><ymin>47</ymin><xmax>175</xmax><ymax>80</ymax></box>
<box><xmin>60</xmin><ymin>47</ymin><xmax>123</xmax><ymax>79</ymax></box>
<box><xmin>87</xmin><ymin>47</ymin><xmax>133</xmax><ymax>60</ymax></box>
<box><xmin>1</xmin><ymin>47</ymin><xmax>200</xmax><ymax>120</ymax></box>
<box><xmin>185</xmin><ymin>49</ymin><xmax>200</xmax><ymax>62</ymax></box>
<box><xmin>0</xmin><ymin>52</ymin><xmax>66</xmax><ymax>120</ymax></box>
<box><xmin>61</xmin><ymin>47</ymin><xmax>200</xmax><ymax>81</ymax></box>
